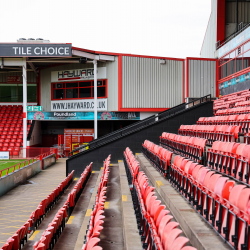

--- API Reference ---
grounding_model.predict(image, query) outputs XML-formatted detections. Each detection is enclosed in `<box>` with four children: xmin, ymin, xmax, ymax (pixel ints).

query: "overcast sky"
<box><xmin>1</xmin><ymin>0</ymin><xmax>211</xmax><ymax>58</ymax></box>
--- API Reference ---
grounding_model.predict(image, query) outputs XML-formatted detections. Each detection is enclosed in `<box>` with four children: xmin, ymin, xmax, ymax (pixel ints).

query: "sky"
<box><xmin>1</xmin><ymin>0</ymin><xmax>211</xmax><ymax>58</ymax></box>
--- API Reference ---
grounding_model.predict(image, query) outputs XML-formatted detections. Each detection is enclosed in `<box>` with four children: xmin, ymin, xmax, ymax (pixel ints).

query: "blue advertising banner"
<box><xmin>27</xmin><ymin>111</ymin><xmax>140</xmax><ymax>121</ymax></box>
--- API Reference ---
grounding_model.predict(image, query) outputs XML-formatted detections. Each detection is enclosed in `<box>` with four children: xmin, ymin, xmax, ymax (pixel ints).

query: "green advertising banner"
<box><xmin>27</xmin><ymin>106</ymin><xmax>43</xmax><ymax>111</ymax></box>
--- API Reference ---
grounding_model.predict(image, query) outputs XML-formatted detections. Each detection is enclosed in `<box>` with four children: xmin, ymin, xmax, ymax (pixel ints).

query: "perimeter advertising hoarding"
<box><xmin>27</xmin><ymin>111</ymin><xmax>140</xmax><ymax>121</ymax></box>
<box><xmin>0</xmin><ymin>44</ymin><xmax>72</xmax><ymax>57</ymax></box>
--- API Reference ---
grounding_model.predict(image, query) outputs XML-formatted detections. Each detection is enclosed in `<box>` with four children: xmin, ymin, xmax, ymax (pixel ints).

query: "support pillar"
<box><xmin>93</xmin><ymin>60</ymin><xmax>98</xmax><ymax>139</ymax></box>
<box><xmin>23</xmin><ymin>58</ymin><xmax>27</xmax><ymax>158</ymax></box>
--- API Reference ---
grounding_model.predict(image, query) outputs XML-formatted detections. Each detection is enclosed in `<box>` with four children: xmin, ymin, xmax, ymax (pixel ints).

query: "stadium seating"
<box><xmin>82</xmin><ymin>156</ymin><xmax>111</xmax><ymax>250</ymax></box>
<box><xmin>0</xmin><ymin>171</ymin><xmax>74</xmax><ymax>250</ymax></box>
<box><xmin>142</xmin><ymin>139</ymin><xmax>250</xmax><ymax>250</ymax></box>
<box><xmin>34</xmin><ymin>164</ymin><xmax>92</xmax><ymax>250</ymax></box>
<box><xmin>178</xmin><ymin>124</ymin><xmax>241</xmax><ymax>144</ymax></box>
<box><xmin>169</xmin><ymin>156</ymin><xmax>250</xmax><ymax>250</ymax></box>
<box><xmin>206</xmin><ymin>141</ymin><xmax>250</xmax><ymax>184</ymax></box>
<box><xmin>123</xmin><ymin>148</ymin><xmax>196</xmax><ymax>250</ymax></box>
<box><xmin>142</xmin><ymin>140</ymin><xmax>173</xmax><ymax>177</ymax></box>
<box><xmin>213</xmin><ymin>89</ymin><xmax>250</xmax><ymax>114</ymax></box>
<box><xmin>0</xmin><ymin>105</ymin><xmax>32</xmax><ymax>156</ymax></box>
<box><xmin>159</xmin><ymin>134</ymin><xmax>206</xmax><ymax>163</ymax></box>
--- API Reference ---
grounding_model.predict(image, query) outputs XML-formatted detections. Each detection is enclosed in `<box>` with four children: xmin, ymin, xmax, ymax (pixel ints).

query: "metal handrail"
<box><xmin>68</xmin><ymin>94</ymin><xmax>212</xmax><ymax>158</ymax></box>
<box><xmin>216</xmin><ymin>22</ymin><xmax>250</xmax><ymax>50</ymax></box>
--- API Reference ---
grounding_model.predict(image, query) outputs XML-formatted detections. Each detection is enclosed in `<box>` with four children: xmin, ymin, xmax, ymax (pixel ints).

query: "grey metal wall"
<box><xmin>122</xmin><ymin>56</ymin><xmax>183</xmax><ymax>108</ymax></box>
<box><xmin>106</xmin><ymin>57</ymin><xmax>118</xmax><ymax>111</ymax></box>
<box><xmin>0</xmin><ymin>71</ymin><xmax>37</xmax><ymax>83</ymax></box>
<box><xmin>200</xmin><ymin>0</ymin><xmax>217</xmax><ymax>58</ymax></box>
<box><xmin>40</xmin><ymin>61</ymin><xmax>118</xmax><ymax>111</ymax></box>
<box><xmin>188</xmin><ymin>59</ymin><xmax>216</xmax><ymax>98</ymax></box>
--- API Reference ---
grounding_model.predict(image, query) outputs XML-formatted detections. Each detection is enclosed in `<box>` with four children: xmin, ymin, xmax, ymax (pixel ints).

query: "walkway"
<box><xmin>0</xmin><ymin>159</ymin><xmax>66</xmax><ymax>246</ymax></box>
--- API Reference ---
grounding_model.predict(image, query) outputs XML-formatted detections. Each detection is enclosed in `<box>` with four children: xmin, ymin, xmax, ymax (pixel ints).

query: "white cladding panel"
<box><xmin>122</xmin><ymin>56</ymin><xmax>183</xmax><ymax>108</ymax></box>
<box><xmin>40</xmin><ymin>61</ymin><xmax>118</xmax><ymax>111</ymax></box>
<box><xmin>200</xmin><ymin>0</ymin><xmax>217</xmax><ymax>58</ymax></box>
<box><xmin>189</xmin><ymin>60</ymin><xmax>216</xmax><ymax>98</ymax></box>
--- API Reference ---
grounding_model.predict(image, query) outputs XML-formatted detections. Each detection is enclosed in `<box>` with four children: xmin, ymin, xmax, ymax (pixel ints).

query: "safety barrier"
<box><xmin>33</xmin><ymin>164</ymin><xmax>92</xmax><ymax>250</ymax></box>
<box><xmin>81</xmin><ymin>156</ymin><xmax>110</xmax><ymax>250</ymax></box>
<box><xmin>0</xmin><ymin>160</ymin><xmax>41</xmax><ymax>197</ymax></box>
<box><xmin>0</xmin><ymin>150</ymin><xmax>56</xmax><ymax>178</ymax></box>
<box><xmin>0</xmin><ymin>171</ymin><xmax>74</xmax><ymax>250</ymax></box>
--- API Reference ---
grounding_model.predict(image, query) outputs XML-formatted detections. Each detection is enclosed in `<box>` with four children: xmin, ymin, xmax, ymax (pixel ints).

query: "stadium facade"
<box><xmin>1</xmin><ymin>0</ymin><xmax>249</xmax><ymax>152</ymax></box>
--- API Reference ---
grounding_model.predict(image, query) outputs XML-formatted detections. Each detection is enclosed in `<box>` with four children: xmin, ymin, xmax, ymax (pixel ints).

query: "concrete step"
<box><xmin>136</xmin><ymin>153</ymin><xmax>231</xmax><ymax>250</ymax></box>
<box><xmin>22</xmin><ymin>179</ymin><xmax>78</xmax><ymax>250</ymax></box>
<box><xmin>118</xmin><ymin>161</ymin><xmax>141</xmax><ymax>250</ymax></box>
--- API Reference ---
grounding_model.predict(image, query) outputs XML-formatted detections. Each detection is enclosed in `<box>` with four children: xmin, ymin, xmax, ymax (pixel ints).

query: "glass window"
<box><xmin>0</xmin><ymin>84</ymin><xmax>18</xmax><ymax>102</ymax></box>
<box><xmin>53</xmin><ymin>89</ymin><xmax>65</xmax><ymax>99</ymax></box>
<box><xmin>52</xmin><ymin>80</ymin><xmax>107</xmax><ymax>100</ymax></box>
<box><xmin>230</xmin><ymin>59</ymin><xmax>236</xmax><ymax>75</ymax></box>
<box><xmin>223</xmin><ymin>62</ymin><xmax>230</xmax><ymax>78</ymax></box>
<box><xmin>244</xmin><ymin>41</ymin><xmax>250</xmax><ymax>53</ymax></box>
<box><xmin>79</xmin><ymin>81</ymin><xmax>92</xmax><ymax>87</ymax></box>
<box><xmin>79</xmin><ymin>88</ymin><xmax>91</xmax><ymax>98</ymax></box>
<box><xmin>236</xmin><ymin>55</ymin><xmax>243</xmax><ymax>72</ymax></box>
<box><xmin>66</xmin><ymin>88</ymin><xmax>78</xmax><ymax>98</ymax></box>
<box><xmin>27</xmin><ymin>84</ymin><xmax>37</xmax><ymax>102</ymax></box>
<box><xmin>97</xmin><ymin>87</ymin><xmax>106</xmax><ymax>97</ymax></box>
<box><xmin>66</xmin><ymin>82</ymin><xmax>78</xmax><ymax>88</ymax></box>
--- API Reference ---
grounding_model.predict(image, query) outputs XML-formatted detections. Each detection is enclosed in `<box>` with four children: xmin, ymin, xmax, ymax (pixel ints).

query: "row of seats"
<box><xmin>213</xmin><ymin>89</ymin><xmax>250</xmax><ymax>113</ymax></box>
<box><xmin>0</xmin><ymin>105</ymin><xmax>22</xmax><ymax>109</ymax></box>
<box><xmin>178</xmin><ymin>124</ymin><xmax>241</xmax><ymax>144</ymax></box>
<box><xmin>159</xmin><ymin>134</ymin><xmax>206</xmax><ymax>164</ymax></box>
<box><xmin>33</xmin><ymin>165</ymin><xmax>92</xmax><ymax>250</ymax></box>
<box><xmin>216</xmin><ymin>106</ymin><xmax>250</xmax><ymax>116</ymax></box>
<box><xmin>0</xmin><ymin>171</ymin><xmax>74</xmax><ymax>250</ymax></box>
<box><xmin>142</xmin><ymin>140</ymin><xmax>173</xmax><ymax>178</ymax></box>
<box><xmin>124</xmin><ymin>148</ymin><xmax>196</xmax><ymax>250</ymax></box>
<box><xmin>0</xmin><ymin>105</ymin><xmax>32</xmax><ymax>154</ymax></box>
<box><xmin>169</xmin><ymin>155</ymin><xmax>250</xmax><ymax>250</ymax></box>
<box><xmin>82</xmin><ymin>155</ymin><xmax>111</xmax><ymax>250</ymax></box>
<box><xmin>197</xmin><ymin>115</ymin><xmax>250</xmax><ymax>133</ymax></box>
<box><xmin>142</xmin><ymin>142</ymin><xmax>250</xmax><ymax>250</ymax></box>
<box><xmin>207</xmin><ymin>141</ymin><xmax>250</xmax><ymax>184</ymax></box>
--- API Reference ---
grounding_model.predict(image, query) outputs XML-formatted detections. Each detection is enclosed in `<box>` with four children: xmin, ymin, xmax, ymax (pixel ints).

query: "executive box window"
<box><xmin>52</xmin><ymin>80</ymin><xmax>107</xmax><ymax>100</ymax></box>
<box><xmin>0</xmin><ymin>83</ymin><xmax>37</xmax><ymax>102</ymax></box>
<box><xmin>219</xmin><ymin>40</ymin><xmax>250</xmax><ymax>80</ymax></box>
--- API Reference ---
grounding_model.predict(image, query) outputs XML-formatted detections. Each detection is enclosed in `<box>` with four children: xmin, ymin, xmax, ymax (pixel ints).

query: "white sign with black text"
<box><xmin>51</xmin><ymin>67</ymin><xmax>106</xmax><ymax>82</ymax></box>
<box><xmin>0</xmin><ymin>151</ymin><xmax>9</xmax><ymax>160</ymax></box>
<box><xmin>51</xmin><ymin>99</ymin><xmax>107</xmax><ymax>111</ymax></box>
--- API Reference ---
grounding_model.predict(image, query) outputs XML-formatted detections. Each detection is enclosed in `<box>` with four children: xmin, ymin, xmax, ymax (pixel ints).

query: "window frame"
<box><xmin>51</xmin><ymin>79</ymin><xmax>108</xmax><ymax>101</ymax></box>
<box><xmin>219</xmin><ymin>39</ymin><xmax>250</xmax><ymax>81</ymax></box>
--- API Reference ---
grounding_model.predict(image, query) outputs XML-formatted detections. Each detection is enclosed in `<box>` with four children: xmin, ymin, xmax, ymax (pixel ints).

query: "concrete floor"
<box><xmin>0</xmin><ymin>159</ymin><xmax>67</xmax><ymax>247</ymax></box>
<box><xmin>99</xmin><ymin>164</ymin><xmax>124</xmax><ymax>250</ymax></box>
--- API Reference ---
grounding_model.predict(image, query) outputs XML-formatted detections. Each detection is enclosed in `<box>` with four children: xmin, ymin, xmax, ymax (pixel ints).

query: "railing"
<box><xmin>68</xmin><ymin>94</ymin><xmax>212</xmax><ymax>157</ymax></box>
<box><xmin>216</xmin><ymin>22</ymin><xmax>250</xmax><ymax>50</ymax></box>
<box><xmin>7</xmin><ymin>147</ymin><xmax>57</xmax><ymax>159</ymax></box>
<box><xmin>0</xmin><ymin>150</ymin><xmax>56</xmax><ymax>177</ymax></box>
